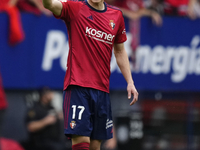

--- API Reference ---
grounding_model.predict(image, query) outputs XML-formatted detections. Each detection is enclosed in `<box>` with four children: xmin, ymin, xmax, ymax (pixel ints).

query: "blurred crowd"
<box><xmin>0</xmin><ymin>0</ymin><xmax>51</xmax><ymax>45</ymax></box>
<box><xmin>0</xmin><ymin>0</ymin><xmax>197</xmax><ymax>46</ymax></box>
<box><xmin>0</xmin><ymin>0</ymin><xmax>199</xmax><ymax>48</ymax></box>
<box><xmin>105</xmin><ymin>0</ymin><xmax>200</xmax><ymax>19</ymax></box>
<box><xmin>1</xmin><ymin>0</ymin><xmax>200</xmax><ymax>18</ymax></box>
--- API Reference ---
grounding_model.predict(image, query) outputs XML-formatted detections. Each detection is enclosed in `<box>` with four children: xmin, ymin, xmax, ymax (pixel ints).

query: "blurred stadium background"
<box><xmin>1</xmin><ymin>0</ymin><xmax>200</xmax><ymax>150</ymax></box>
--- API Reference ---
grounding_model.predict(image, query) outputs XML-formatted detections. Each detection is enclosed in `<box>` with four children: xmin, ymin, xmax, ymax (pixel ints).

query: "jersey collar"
<box><xmin>85</xmin><ymin>0</ymin><xmax>107</xmax><ymax>13</ymax></box>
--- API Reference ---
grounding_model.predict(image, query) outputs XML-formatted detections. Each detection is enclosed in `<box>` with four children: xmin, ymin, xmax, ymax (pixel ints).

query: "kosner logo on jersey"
<box><xmin>41</xmin><ymin>30</ymin><xmax>200</xmax><ymax>83</ymax></box>
<box><xmin>85</xmin><ymin>27</ymin><xmax>115</xmax><ymax>45</ymax></box>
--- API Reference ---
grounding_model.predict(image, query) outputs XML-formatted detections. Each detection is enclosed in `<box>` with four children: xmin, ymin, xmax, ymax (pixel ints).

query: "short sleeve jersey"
<box><xmin>0</xmin><ymin>0</ymin><xmax>9</xmax><ymax>7</ymax></box>
<box><xmin>54</xmin><ymin>0</ymin><xmax>127</xmax><ymax>93</ymax></box>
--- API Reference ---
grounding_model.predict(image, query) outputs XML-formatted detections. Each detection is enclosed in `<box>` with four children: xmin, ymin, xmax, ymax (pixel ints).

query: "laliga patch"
<box><xmin>109</xmin><ymin>20</ymin><xmax>115</xmax><ymax>30</ymax></box>
<box><xmin>70</xmin><ymin>121</ymin><xmax>76</xmax><ymax>129</ymax></box>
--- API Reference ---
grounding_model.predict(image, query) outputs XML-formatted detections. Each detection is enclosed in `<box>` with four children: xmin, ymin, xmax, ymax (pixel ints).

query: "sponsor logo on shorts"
<box><xmin>106</xmin><ymin>119</ymin><xmax>113</xmax><ymax>129</ymax></box>
<box><xmin>70</xmin><ymin>121</ymin><xmax>76</xmax><ymax>129</ymax></box>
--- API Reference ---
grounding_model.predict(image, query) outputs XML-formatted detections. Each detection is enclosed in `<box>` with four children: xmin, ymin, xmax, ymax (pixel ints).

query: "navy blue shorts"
<box><xmin>63</xmin><ymin>85</ymin><xmax>113</xmax><ymax>140</ymax></box>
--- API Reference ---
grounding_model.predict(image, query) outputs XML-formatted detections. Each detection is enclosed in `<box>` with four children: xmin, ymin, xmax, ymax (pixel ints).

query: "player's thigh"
<box><xmin>63</xmin><ymin>86</ymin><xmax>92</xmax><ymax>137</ymax></box>
<box><xmin>71</xmin><ymin>135</ymin><xmax>90</xmax><ymax>145</ymax></box>
<box><xmin>90</xmin><ymin>90</ymin><xmax>113</xmax><ymax>140</ymax></box>
<box><xmin>89</xmin><ymin>139</ymin><xmax>102</xmax><ymax>150</ymax></box>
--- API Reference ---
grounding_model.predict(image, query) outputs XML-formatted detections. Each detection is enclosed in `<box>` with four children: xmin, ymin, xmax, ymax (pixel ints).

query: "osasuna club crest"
<box><xmin>70</xmin><ymin>121</ymin><xmax>76</xmax><ymax>129</ymax></box>
<box><xmin>109</xmin><ymin>20</ymin><xmax>115</xmax><ymax>30</ymax></box>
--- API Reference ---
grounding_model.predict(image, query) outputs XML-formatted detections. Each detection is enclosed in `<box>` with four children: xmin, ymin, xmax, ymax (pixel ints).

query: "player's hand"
<box><xmin>127</xmin><ymin>83</ymin><xmax>138</xmax><ymax>106</ymax></box>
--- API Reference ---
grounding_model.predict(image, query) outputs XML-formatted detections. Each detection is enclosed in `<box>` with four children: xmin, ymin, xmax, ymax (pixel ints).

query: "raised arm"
<box><xmin>114</xmin><ymin>43</ymin><xmax>139</xmax><ymax>105</ymax></box>
<box><xmin>42</xmin><ymin>0</ymin><xmax>63</xmax><ymax>16</ymax></box>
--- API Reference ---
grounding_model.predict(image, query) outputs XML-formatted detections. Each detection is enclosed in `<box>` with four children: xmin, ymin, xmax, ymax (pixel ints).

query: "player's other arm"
<box><xmin>42</xmin><ymin>0</ymin><xmax>63</xmax><ymax>16</ymax></box>
<box><xmin>114</xmin><ymin>43</ymin><xmax>139</xmax><ymax>105</ymax></box>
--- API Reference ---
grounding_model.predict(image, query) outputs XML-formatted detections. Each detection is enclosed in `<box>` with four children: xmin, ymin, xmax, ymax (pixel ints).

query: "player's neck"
<box><xmin>87</xmin><ymin>0</ymin><xmax>105</xmax><ymax>11</ymax></box>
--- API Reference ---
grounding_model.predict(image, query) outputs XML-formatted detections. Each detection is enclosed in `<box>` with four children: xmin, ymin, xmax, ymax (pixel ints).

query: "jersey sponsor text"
<box><xmin>85</xmin><ymin>27</ymin><xmax>115</xmax><ymax>45</ymax></box>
